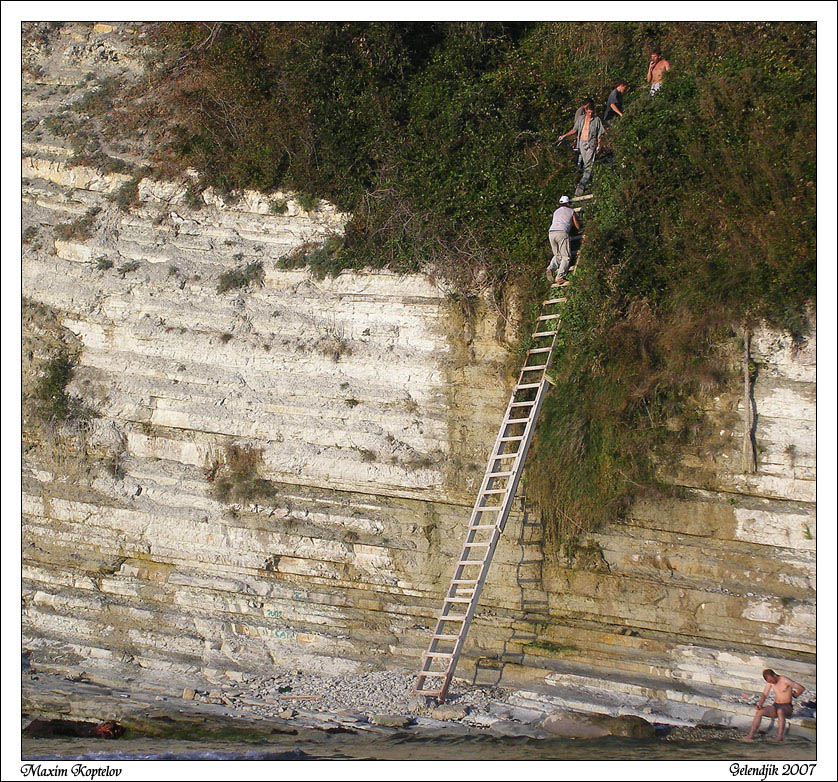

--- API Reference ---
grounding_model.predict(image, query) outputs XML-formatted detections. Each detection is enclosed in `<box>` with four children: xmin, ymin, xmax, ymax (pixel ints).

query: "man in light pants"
<box><xmin>547</xmin><ymin>196</ymin><xmax>582</xmax><ymax>284</ymax></box>
<box><xmin>559</xmin><ymin>99</ymin><xmax>604</xmax><ymax>196</ymax></box>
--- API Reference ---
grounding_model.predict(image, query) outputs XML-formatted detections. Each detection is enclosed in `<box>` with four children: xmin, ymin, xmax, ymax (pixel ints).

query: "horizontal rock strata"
<box><xmin>22</xmin><ymin>22</ymin><xmax>815</xmax><ymax>728</ymax></box>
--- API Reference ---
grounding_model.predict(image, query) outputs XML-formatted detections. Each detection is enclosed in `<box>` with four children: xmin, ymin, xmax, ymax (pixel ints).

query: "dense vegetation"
<box><xmin>126</xmin><ymin>22</ymin><xmax>815</xmax><ymax>539</ymax></box>
<box><xmin>34</xmin><ymin>350</ymin><xmax>93</xmax><ymax>424</ymax></box>
<box><xmin>209</xmin><ymin>444</ymin><xmax>278</xmax><ymax>506</ymax></box>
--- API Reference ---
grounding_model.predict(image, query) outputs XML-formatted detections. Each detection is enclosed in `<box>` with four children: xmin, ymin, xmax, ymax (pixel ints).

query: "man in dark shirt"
<box><xmin>603</xmin><ymin>81</ymin><xmax>628</xmax><ymax>127</ymax></box>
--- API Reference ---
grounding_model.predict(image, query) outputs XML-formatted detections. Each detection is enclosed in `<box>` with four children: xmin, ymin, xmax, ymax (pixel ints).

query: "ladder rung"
<box><xmin>413</xmin><ymin>278</ymin><xmax>564</xmax><ymax>701</ymax></box>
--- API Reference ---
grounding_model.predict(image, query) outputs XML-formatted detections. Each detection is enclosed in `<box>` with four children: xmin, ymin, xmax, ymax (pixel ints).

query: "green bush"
<box><xmin>295</xmin><ymin>192</ymin><xmax>319</xmax><ymax>212</ymax></box>
<box><xmin>276</xmin><ymin>235</ymin><xmax>345</xmax><ymax>280</ymax></box>
<box><xmin>55</xmin><ymin>207</ymin><xmax>100</xmax><ymax>242</ymax></box>
<box><xmin>113</xmin><ymin>173</ymin><xmax>146</xmax><ymax>211</ymax></box>
<box><xmin>117</xmin><ymin>261</ymin><xmax>140</xmax><ymax>276</ymax></box>
<box><xmin>35</xmin><ymin>351</ymin><xmax>94</xmax><ymax>423</ymax></box>
<box><xmin>182</xmin><ymin>182</ymin><xmax>205</xmax><ymax>210</ymax></box>
<box><xmin>136</xmin><ymin>22</ymin><xmax>814</xmax><ymax>541</ymax></box>
<box><xmin>210</xmin><ymin>444</ymin><xmax>277</xmax><ymax>505</ymax></box>
<box><xmin>71</xmin><ymin>77</ymin><xmax>119</xmax><ymax>116</ymax></box>
<box><xmin>217</xmin><ymin>261</ymin><xmax>265</xmax><ymax>293</ymax></box>
<box><xmin>71</xmin><ymin>150</ymin><xmax>133</xmax><ymax>174</ymax></box>
<box><xmin>43</xmin><ymin>112</ymin><xmax>81</xmax><ymax>139</ymax></box>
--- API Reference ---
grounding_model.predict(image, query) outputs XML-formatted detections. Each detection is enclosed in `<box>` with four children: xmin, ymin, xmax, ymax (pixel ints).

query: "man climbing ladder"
<box><xmin>547</xmin><ymin>195</ymin><xmax>582</xmax><ymax>285</ymax></box>
<box><xmin>413</xmin><ymin>282</ymin><xmax>569</xmax><ymax>702</ymax></box>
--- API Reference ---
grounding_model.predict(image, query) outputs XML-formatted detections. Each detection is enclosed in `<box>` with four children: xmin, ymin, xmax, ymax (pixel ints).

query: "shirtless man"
<box><xmin>646</xmin><ymin>48</ymin><xmax>671</xmax><ymax>96</ymax></box>
<box><xmin>558</xmin><ymin>99</ymin><xmax>604</xmax><ymax>196</ymax></box>
<box><xmin>743</xmin><ymin>669</ymin><xmax>805</xmax><ymax>742</ymax></box>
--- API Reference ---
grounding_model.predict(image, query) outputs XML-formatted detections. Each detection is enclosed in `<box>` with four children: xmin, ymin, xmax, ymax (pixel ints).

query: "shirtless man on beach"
<box><xmin>743</xmin><ymin>669</ymin><xmax>805</xmax><ymax>742</ymax></box>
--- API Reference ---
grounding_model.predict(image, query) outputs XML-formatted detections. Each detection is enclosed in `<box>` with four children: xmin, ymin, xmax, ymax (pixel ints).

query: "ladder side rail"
<box><xmin>436</xmin><ymin>530</ymin><xmax>501</xmax><ymax>702</ymax></box>
<box><xmin>435</xmin><ymin>368</ymin><xmax>555</xmax><ymax>697</ymax></box>
<box><xmin>494</xmin><ymin>375</ymin><xmax>552</xmax><ymax>534</ymax></box>
<box><xmin>425</xmin><ymin>374</ymin><xmax>555</xmax><ymax>695</ymax></box>
<box><xmin>441</xmin><ymin>393</ymin><xmax>523</xmax><ymax>581</ymax></box>
<box><xmin>445</xmin><ymin>395</ymin><xmax>537</xmax><ymax>590</ymax></box>
<box><xmin>416</xmin><ymin>309</ymin><xmax>561</xmax><ymax>698</ymax></box>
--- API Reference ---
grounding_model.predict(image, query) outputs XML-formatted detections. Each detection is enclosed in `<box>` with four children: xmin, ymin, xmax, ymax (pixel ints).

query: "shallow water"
<box><xmin>23</xmin><ymin>732</ymin><xmax>817</xmax><ymax>761</ymax></box>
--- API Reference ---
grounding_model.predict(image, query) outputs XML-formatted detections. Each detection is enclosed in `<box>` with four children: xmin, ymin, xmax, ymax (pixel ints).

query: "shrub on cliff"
<box><xmin>210</xmin><ymin>444</ymin><xmax>277</xmax><ymax>505</ymax></box>
<box><xmin>55</xmin><ymin>207</ymin><xmax>100</xmax><ymax>242</ymax></box>
<box><xmin>217</xmin><ymin>261</ymin><xmax>265</xmax><ymax>294</ymax></box>
<box><xmin>128</xmin><ymin>22</ymin><xmax>814</xmax><ymax>540</ymax></box>
<box><xmin>34</xmin><ymin>350</ymin><xmax>94</xmax><ymax>424</ymax></box>
<box><xmin>528</xmin><ymin>27</ymin><xmax>816</xmax><ymax>539</ymax></box>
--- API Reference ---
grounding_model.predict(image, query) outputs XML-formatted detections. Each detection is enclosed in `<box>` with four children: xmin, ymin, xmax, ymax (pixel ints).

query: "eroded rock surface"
<box><xmin>21</xmin><ymin>23</ymin><xmax>815</xmax><ymax>732</ymax></box>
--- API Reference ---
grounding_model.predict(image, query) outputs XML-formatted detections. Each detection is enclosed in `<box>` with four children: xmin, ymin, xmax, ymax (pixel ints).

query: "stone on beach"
<box><xmin>540</xmin><ymin>711</ymin><xmax>654</xmax><ymax>739</ymax></box>
<box><xmin>370</xmin><ymin>714</ymin><xmax>415</xmax><ymax>728</ymax></box>
<box><xmin>432</xmin><ymin>704</ymin><xmax>469</xmax><ymax>721</ymax></box>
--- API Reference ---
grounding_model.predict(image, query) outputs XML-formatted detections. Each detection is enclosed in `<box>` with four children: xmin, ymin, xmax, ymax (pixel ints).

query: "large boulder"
<box><xmin>540</xmin><ymin>711</ymin><xmax>654</xmax><ymax>739</ymax></box>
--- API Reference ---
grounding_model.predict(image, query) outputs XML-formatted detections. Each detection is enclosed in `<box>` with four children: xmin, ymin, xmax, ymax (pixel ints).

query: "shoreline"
<box><xmin>22</xmin><ymin>666</ymin><xmax>815</xmax><ymax>755</ymax></box>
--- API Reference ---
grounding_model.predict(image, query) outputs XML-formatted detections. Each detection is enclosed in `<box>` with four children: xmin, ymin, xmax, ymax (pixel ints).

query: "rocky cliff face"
<box><xmin>21</xmin><ymin>23</ymin><xmax>815</xmax><ymax>728</ymax></box>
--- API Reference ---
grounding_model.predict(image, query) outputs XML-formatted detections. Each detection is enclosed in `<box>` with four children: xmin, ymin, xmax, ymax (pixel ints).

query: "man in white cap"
<box><xmin>547</xmin><ymin>196</ymin><xmax>582</xmax><ymax>284</ymax></box>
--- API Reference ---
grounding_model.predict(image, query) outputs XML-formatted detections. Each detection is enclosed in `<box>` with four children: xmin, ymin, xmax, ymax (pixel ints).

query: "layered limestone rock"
<box><xmin>21</xmin><ymin>23</ymin><xmax>815</xmax><ymax>727</ymax></box>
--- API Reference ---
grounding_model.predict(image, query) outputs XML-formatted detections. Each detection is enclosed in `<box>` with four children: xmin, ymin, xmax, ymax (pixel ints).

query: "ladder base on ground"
<box><xmin>413</xmin><ymin>281</ymin><xmax>568</xmax><ymax>702</ymax></box>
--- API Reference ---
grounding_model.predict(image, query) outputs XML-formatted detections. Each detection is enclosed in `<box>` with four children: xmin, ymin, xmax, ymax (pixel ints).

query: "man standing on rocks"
<box><xmin>743</xmin><ymin>668</ymin><xmax>805</xmax><ymax>742</ymax></box>
<box><xmin>547</xmin><ymin>195</ymin><xmax>581</xmax><ymax>285</ymax></box>
<box><xmin>558</xmin><ymin>99</ymin><xmax>604</xmax><ymax>196</ymax></box>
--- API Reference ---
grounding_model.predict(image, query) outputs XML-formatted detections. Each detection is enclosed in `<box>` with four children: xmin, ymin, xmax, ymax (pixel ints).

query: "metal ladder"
<box><xmin>413</xmin><ymin>283</ymin><xmax>567</xmax><ymax>701</ymax></box>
